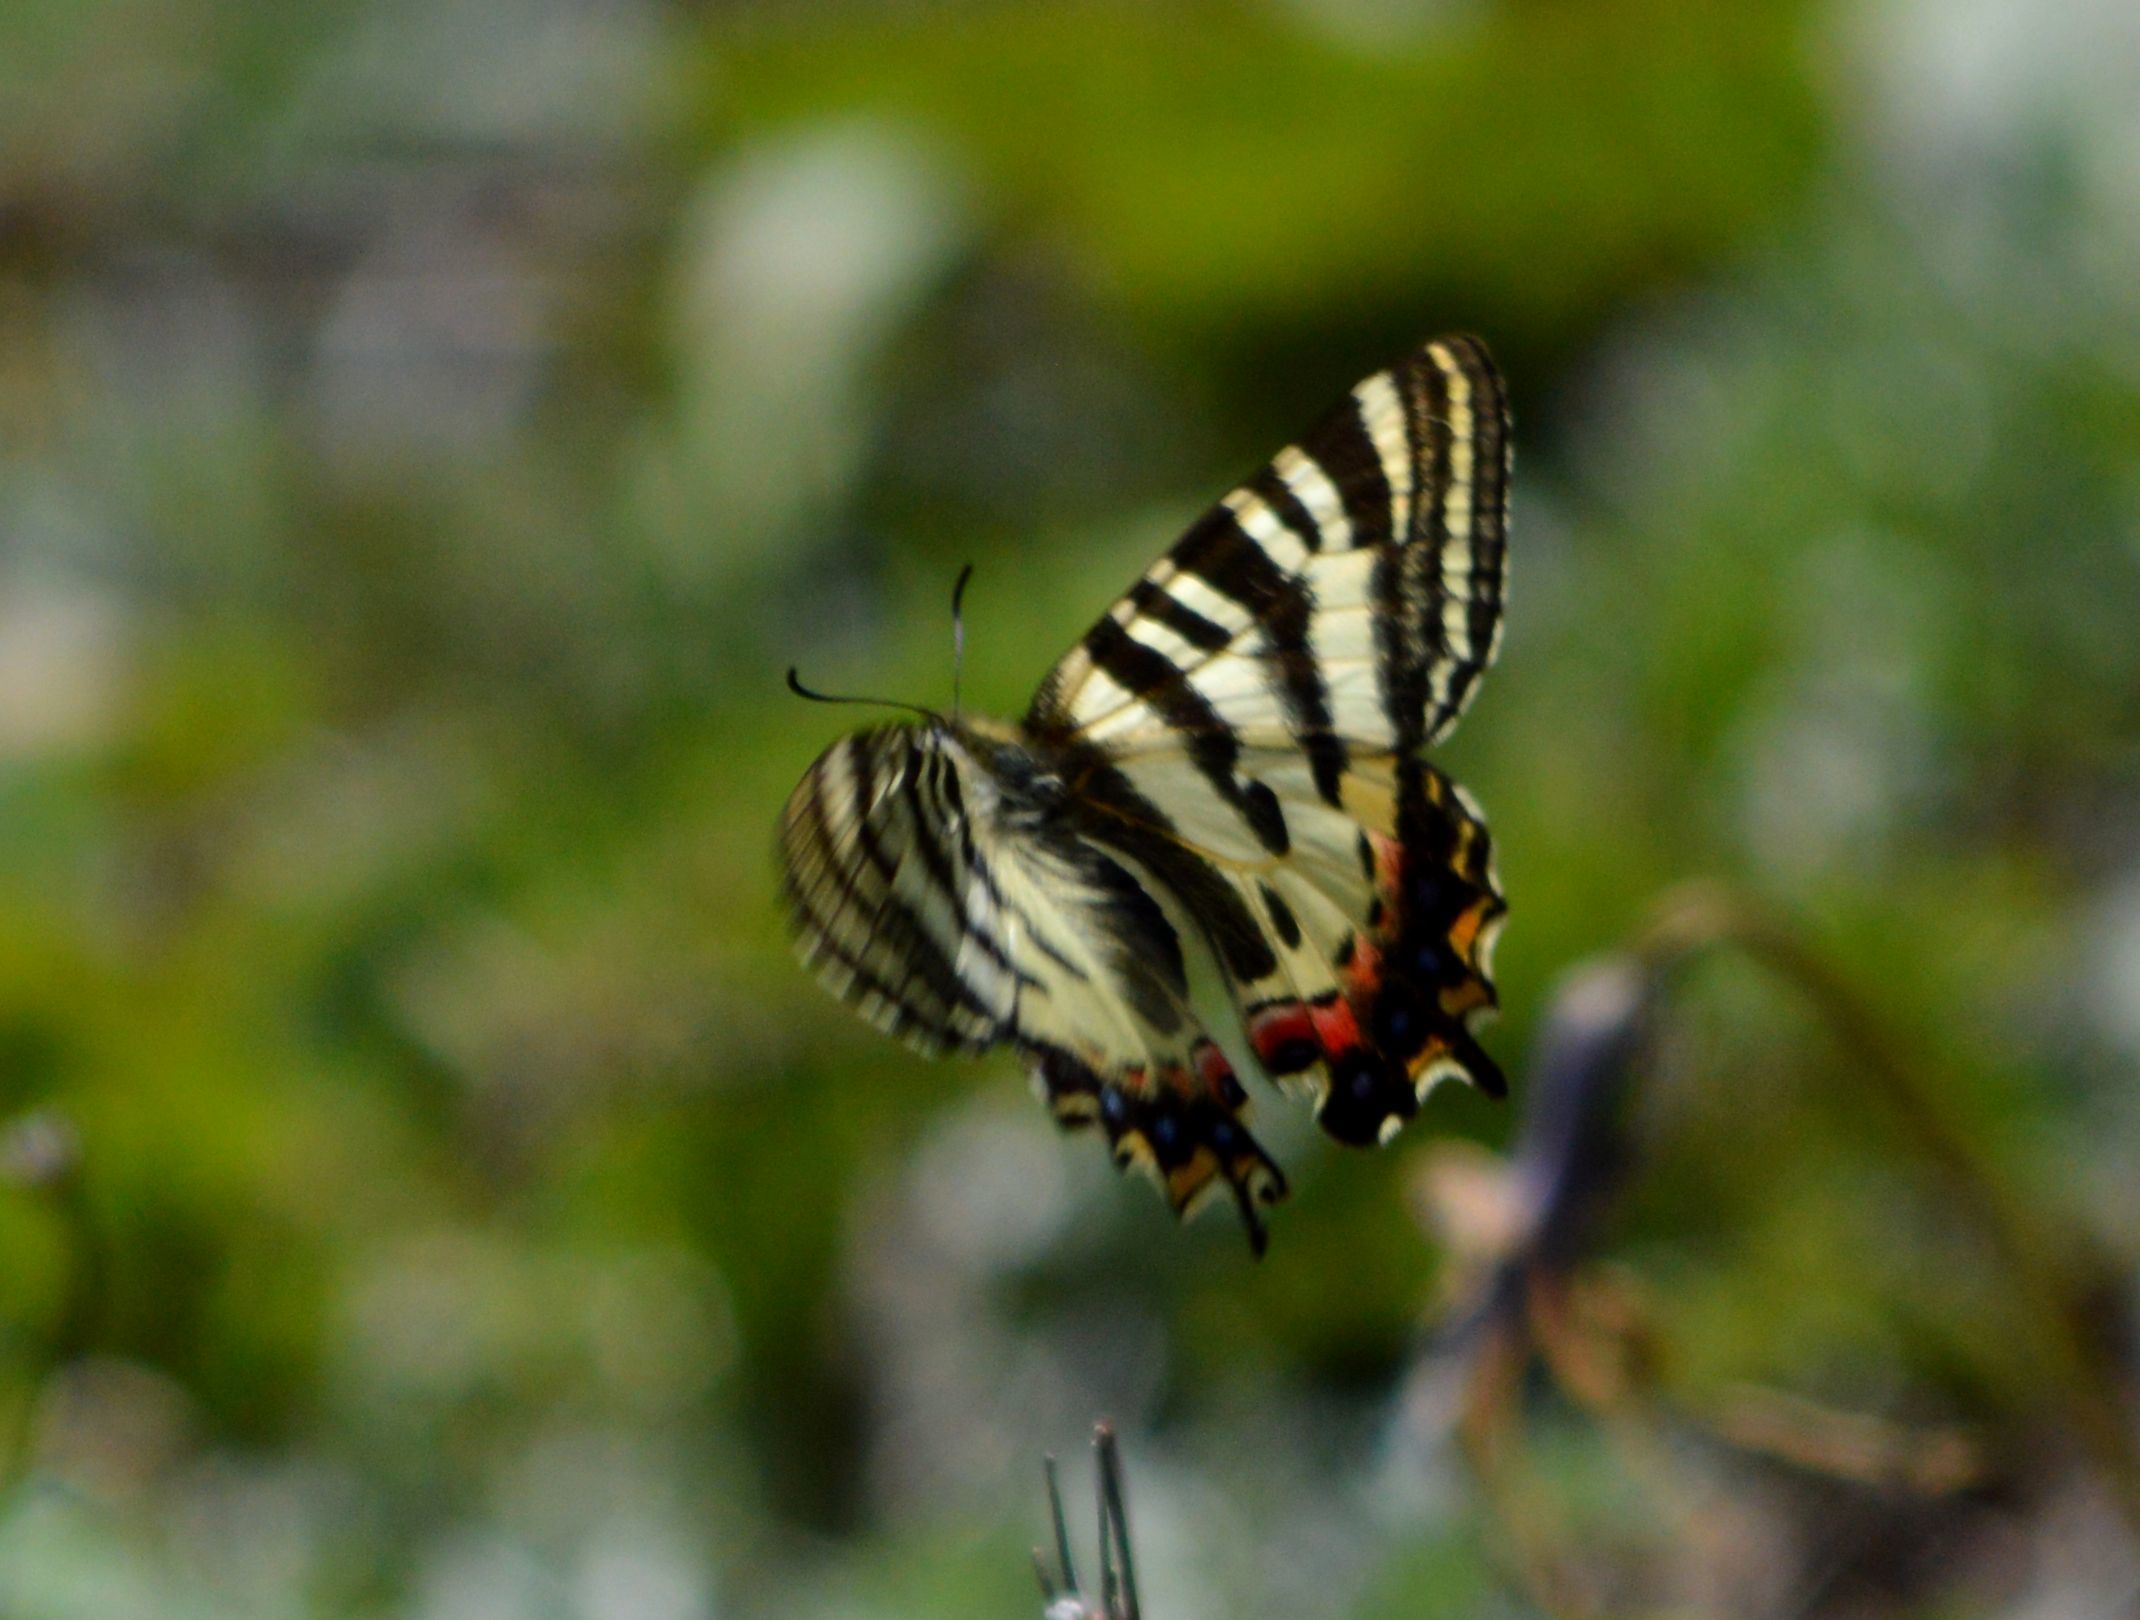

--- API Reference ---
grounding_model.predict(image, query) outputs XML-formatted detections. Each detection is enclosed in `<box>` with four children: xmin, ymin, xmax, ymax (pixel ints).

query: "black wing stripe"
<box><xmin>1448</xmin><ymin>338</ymin><xmax>1511</xmax><ymax>727</ymax></box>
<box><xmin>803</xmin><ymin>751</ymin><xmax>971</xmax><ymax>1034</ymax></box>
<box><xmin>804</xmin><ymin>743</ymin><xmax>1001</xmax><ymax>1038</ymax></box>
<box><xmin>1414</xmin><ymin>342</ymin><xmax>1468</xmax><ymax>735</ymax></box>
<box><xmin>933</xmin><ymin>756</ymin><xmax>1095</xmax><ymax>986</ymax></box>
<box><xmin>1403</xmin><ymin>344</ymin><xmax>1453</xmax><ymax>551</ymax></box>
<box><xmin>1244</xmin><ymin>462</ymin><xmax>1326</xmax><ymax>556</ymax></box>
<box><xmin>1299</xmin><ymin>395</ymin><xmax>1396</xmax><ymax>557</ymax></box>
<box><xmin>784</xmin><ymin>771</ymin><xmax>960</xmax><ymax>1049</ymax></box>
<box><xmin>1126</xmin><ymin>579</ymin><xmax>1232</xmax><ymax>652</ymax></box>
<box><xmin>1167</xmin><ymin>508</ymin><xmax>1351</xmax><ymax>805</ymax></box>
<box><xmin>1083</xmin><ymin>612</ymin><xmax>1211</xmax><ymax>713</ymax></box>
<box><xmin>895</xmin><ymin>741</ymin><xmax>1035</xmax><ymax>991</ymax></box>
<box><xmin>1081</xmin><ymin>614</ymin><xmax>1291</xmax><ymax>856</ymax></box>
<box><xmin>1394</xmin><ymin>354</ymin><xmax>1452</xmax><ymax>747</ymax></box>
<box><xmin>1078</xmin><ymin>846</ymin><xmax>1190</xmax><ymax>1033</ymax></box>
<box><xmin>1372</xmin><ymin>538</ymin><xmax>1422</xmax><ymax>752</ymax></box>
<box><xmin>1226</xmin><ymin>542</ymin><xmax>1348</xmax><ymax>808</ymax></box>
<box><xmin>1408</xmin><ymin>338</ymin><xmax>1508</xmax><ymax>741</ymax></box>
<box><xmin>783</xmin><ymin>866</ymin><xmax>949</xmax><ymax>1048</ymax></box>
<box><xmin>1171</xmin><ymin>506</ymin><xmax>1288</xmax><ymax>615</ymax></box>
<box><xmin>1059</xmin><ymin>742</ymin><xmax>1280</xmax><ymax>985</ymax></box>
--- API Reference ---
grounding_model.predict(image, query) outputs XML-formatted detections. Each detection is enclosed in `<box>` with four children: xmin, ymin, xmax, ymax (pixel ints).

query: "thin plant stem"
<box><xmin>1094</xmin><ymin>1425</ymin><xmax>1140</xmax><ymax>1620</ymax></box>
<box><xmin>1045</xmin><ymin>1453</ymin><xmax>1078</xmax><ymax>1594</ymax></box>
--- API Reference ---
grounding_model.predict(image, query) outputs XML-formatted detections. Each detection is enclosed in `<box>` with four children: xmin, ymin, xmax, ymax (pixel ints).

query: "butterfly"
<box><xmin>779</xmin><ymin>336</ymin><xmax>1510</xmax><ymax>1253</ymax></box>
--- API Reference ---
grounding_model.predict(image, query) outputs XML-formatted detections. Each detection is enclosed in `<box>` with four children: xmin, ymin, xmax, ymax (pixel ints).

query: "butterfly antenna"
<box><xmin>950</xmin><ymin>561</ymin><xmax>975</xmax><ymax>721</ymax></box>
<box><xmin>784</xmin><ymin>667</ymin><xmax>940</xmax><ymax>725</ymax></box>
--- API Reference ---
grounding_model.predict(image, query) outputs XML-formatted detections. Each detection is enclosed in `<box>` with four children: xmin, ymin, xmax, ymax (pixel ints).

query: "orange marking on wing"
<box><xmin>1404</xmin><ymin>1034</ymin><xmax>1453</xmax><ymax>1079</ymax></box>
<box><xmin>1447</xmin><ymin>901</ymin><xmax>1486</xmax><ymax>958</ymax></box>
<box><xmin>1439</xmin><ymin>981</ymin><xmax>1493</xmax><ymax>1017</ymax></box>
<box><xmin>1165</xmin><ymin>1148</ymin><xmax>1221</xmax><ymax>1210</ymax></box>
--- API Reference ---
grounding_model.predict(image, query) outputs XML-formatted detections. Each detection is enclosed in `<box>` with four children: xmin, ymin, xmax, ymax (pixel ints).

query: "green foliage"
<box><xmin>3</xmin><ymin>0</ymin><xmax>2138</xmax><ymax>1615</ymax></box>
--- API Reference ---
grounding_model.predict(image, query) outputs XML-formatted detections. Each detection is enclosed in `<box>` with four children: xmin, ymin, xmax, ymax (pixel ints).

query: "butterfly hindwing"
<box><xmin>1250</xmin><ymin>751</ymin><xmax>1507</xmax><ymax>1144</ymax></box>
<box><xmin>1049</xmin><ymin>745</ymin><xmax>1506</xmax><ymax>1149</ymax></box>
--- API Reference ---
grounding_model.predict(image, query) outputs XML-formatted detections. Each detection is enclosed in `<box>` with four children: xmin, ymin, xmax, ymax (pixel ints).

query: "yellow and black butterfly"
<box><xmin>780</xmin><ymin>336</ymin><xmax>1510</xmax><ymax>1253</ymax></box>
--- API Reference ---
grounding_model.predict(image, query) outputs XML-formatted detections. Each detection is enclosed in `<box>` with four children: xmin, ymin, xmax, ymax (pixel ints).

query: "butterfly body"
<box><xmin>780</xmin><ymin>336</ymin><xmax>1512</xmax><ymax>1251</ymax></box>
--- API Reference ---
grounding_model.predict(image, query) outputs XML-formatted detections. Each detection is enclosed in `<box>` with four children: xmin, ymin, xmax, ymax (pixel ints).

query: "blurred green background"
<box><xmin>3</xmin><ymin>0</ymin><xmax>2139</xmax><ymax>1615</ymax></box>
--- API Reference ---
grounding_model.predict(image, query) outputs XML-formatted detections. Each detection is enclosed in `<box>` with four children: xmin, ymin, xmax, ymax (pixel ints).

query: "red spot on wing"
<box><xmin>1309</xmin><ymin>994</ymin><xmax>1362</xmax><ymax>1054</ymax></box>
<box><xmin>1342</xmin><ymin>934</ymin><xmax>1385</xmax><ymax>997</ymax></box>
<box><xmin>1367</xmin><ymin>831</ymin><xmax>1404</xmax><ymax>891</ymax></box>
<box><xmin>1249</xmin><ymin>1003</ymin><xmax>1319</xmax><ymax>1073</ymax></box>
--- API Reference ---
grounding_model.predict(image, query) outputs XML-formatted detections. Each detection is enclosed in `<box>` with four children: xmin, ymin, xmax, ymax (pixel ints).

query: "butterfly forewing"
<box><xmin>1027</xmin><ymin>334</ymin><xmax>1508</xmax><ymax>756</ymax></box>
<box><xmin>778</xmin><ymin>335</ymin><xmax>1512</xmax><ymax>1250</ymax></box>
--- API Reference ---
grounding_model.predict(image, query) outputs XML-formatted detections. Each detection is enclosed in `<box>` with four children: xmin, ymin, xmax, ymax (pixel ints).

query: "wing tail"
<box><xmin>1027</xmin><ymin>1040</ymin><xmax>1288</xmax><ymax>1255</ymax></box>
